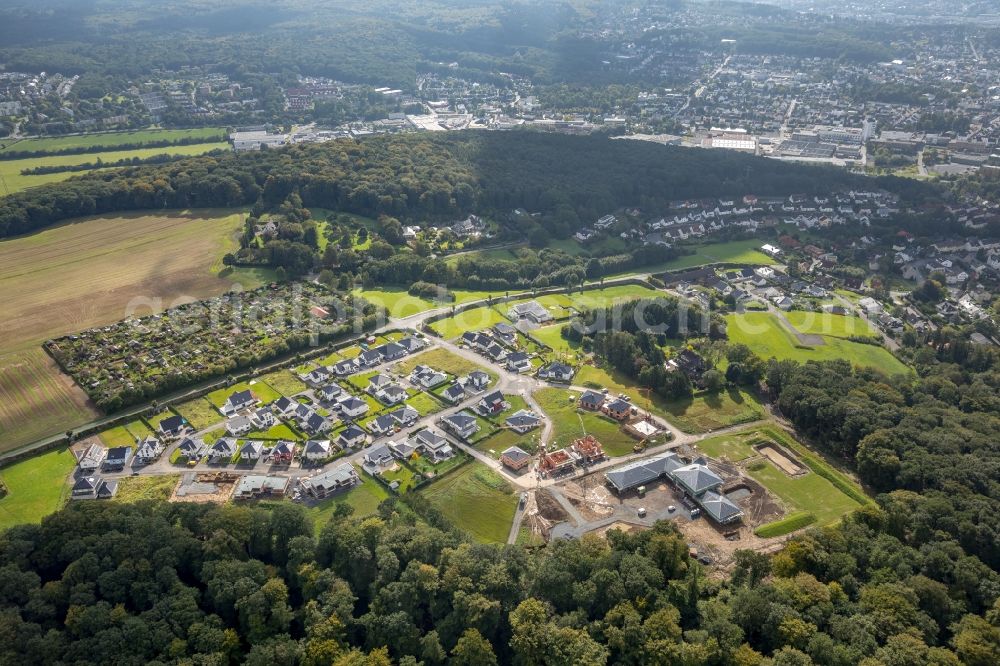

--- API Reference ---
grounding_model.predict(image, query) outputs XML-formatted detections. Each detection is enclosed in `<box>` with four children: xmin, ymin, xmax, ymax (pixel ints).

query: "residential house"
<box><xmin>364</xmin><ymin>443</ymin><xmax>394</xmax><ymax>467</ymax></box>
<box><xmin>317</xmin><ymin>384</ymin><xmax>342</xmax><ymax>403</ymax></box>
<box><xmin>410</xmin><ymin>429</ymin><xmax>454</xmax><ymax>462</ymax></box>
<box><xmin>505</xmin><ymin>410</ymin><xmax>542</xmax><ymax>434</ymax></box>
<box><xmin>234</xmin><ymin>475</ymin><xmax>289</xmax><ymax>499</ymax></box>
<box><xmin>226</xmin><ymin>415</ymin><xmax>253</xmax><ymax>437</ymax></box>
<box><xmin>271</xmin><ymin>441</ymin><xmax>296</xmax><ymax>465</ymax></box>
<box><xmin>76</xmin><ymin>443</ymin><xmax>106</xmax><ymax>471</ymax></box>
<box><xmin>208</xmin><ymin>438</ymin><xmax>238</xmax><ymax>464</ymax></box>
<box><xmin>476</xmin><ymin>390</ymin><xmax>507</xmax><ymax>416</ymax></box>
<box><xmin>376</xmin><ymin>342</ymin><xmax>407</xmax><ymax>362</ymax></box>
<box><xmin>397</xmin><ymin>337</ymin><xmax>425</xmax><ymax>354</ymax></box>
<box><xmin>506</xmin><ymin>352</ymin><xmax>533</xmax><ymax>373</ymax></box>
<box><xmin>389</xmin><ymin>439</ymin><xmax>418</xmax><ymax>459</ymax></box>
<box><xmin>483</xmin><ymin>342</ymin><xmax>508</xmax><ymax>363</ymax></box>
<box><xmin>665</xmin><ymin>349</ymin><xmax>707</xmax><ymax>383</ymax></box>
<box><xmin>508</xmin><ymin>300</ymin><xmax>552</xmax><ymax>324</ymax></box>
<box><xmin>441</xmin><ymin>383</ymin><xmax>466</xmax><ymax>403</ymax></box>
<box><xmin>302</xmin><ymin>366</ymin><xmax>332</xmax><ymax>387</ymax></box>
<box><xmin>579</xmin><ymin>391</ymin><xmax>605</xmax><ymax>411</ymax></box>
<box><xmin>493</xmin><ymin>322</ymin><xmax>518</xmax><ymax>346</ymax></box>
<box><xmin>338</xmin><ymin>396</ymin><xmax>369</xmax><ymax>420</ymax></box>
<box><xmin>71</xmin><ymin>476</ymin><xmax>118</xmax><ymax>500</ymax></box>
<box><xmin>337</xmin><ymin>424</ymin><xmax>367</xmax><ymax>449</ymax></box>
<box><xmin>103</xmin><ymin>446</ymin><xmax>132</xmax><ymax>471</ymax></box>
<box><xmin>368</xmin><ymin>413</ymin><xmax>398</xmax><ymax>437</ymax></box>
<box><xmin>467</xmin><ymin>370</ymin><xmax>491</xmax><ymax>391</ymax></box>
<box><xmin>240</xmin><ymin>441</ymin><xmax>264</xmax><ymax>462</ymax></box>
<box><xmin>135</xmin><ymin>436</ymin><xmax>164</xmax><ymax>464</ymax></box>
<box><xmin>302</xmin><ymin>464</ymin><xmax>359</xmax><ymax>498</ymax></box>
<box><xmin>356</xmin><ymin>349</ymin><xmax>384</xmax><ymax>368</ymax></box>
<box><xmin>251</xmin><ymin>407</ymin><xmax>276</xmax><ymax>430</ymax></box>
<box><xmin>177</xmin><ymin>437</ymin><xmax>206</xmax><ymax>461</ymax></box>
<box><xmin>603</xmin><ymin>399</ymin><xmax>633</xmax><ymax>421</ymax></box>
<box><xmin>441</xmin><ymin>411</ymin><xmax>480</xmax><ymax>440</ymax></box>
<box><xmin>221</xmin><ymin>389</ymin><xmax>256</xmax><ymax>416</ymax></box>
<box><xmin>272</xmin><ymin>396</ymin><xmax>295</xmax><ymax>418</ymax></box>
<box><xmin>303</xmin><ymin>412</ymin><xmax>332</xmax><ymax>436</ymax></box>
<box><xmin>373</xmin><ymin>383</ymin><xmax>407</xmax><ymax>406</ymax></box>
<box><xmin>390</xmin><ymin>405</ymin><xmax>419</xmax><ymax>427</ymax></box>
<box><xmin>157</xmin><ymin>414</ymin><xmax>187</xmax><ymax>440</ymax></box>
<box><xmin>302</xmin><ymin>440</ymin><xmax>333</xmax><ymax>461</ymax></box>
<box><xmin>501</xmin><ymin>446</ymin><xmax>531</xmax><ymax>471</ymax></box>
<box><xmin>409</xmin><ymin>365</ymin><xmax>448</xmax><ymax>389</ymax></box>
<box><xmin>604</xmin><ymin>452</ymin><xmax>684</xmax><ymax>493</ymax></box>
<box><xmin>332</xmin><ymin>359</ymin><xmax>357</xmax><ymax>376</ymax></box>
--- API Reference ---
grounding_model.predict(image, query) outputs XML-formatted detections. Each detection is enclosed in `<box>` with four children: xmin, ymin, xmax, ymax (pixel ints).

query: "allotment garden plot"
<box><xmin>46</xmin><ymin>282</ymin><xmax>376</xmax><ymax>412</ymax></box>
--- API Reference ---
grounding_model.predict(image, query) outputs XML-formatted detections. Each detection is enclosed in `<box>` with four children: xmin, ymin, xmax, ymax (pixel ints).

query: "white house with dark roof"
<box><xmin>508</xmin><ymin>300</ymin><xmax>552</xmax><ymax>324</ymax></box>
<box><xmin>302</xmin><ymin>464</ymin><xmax>358</xmax><ymax>498</ymax></box>
<box><xmin>302</xmin><ymin>440</ymin><xmax>333</xmax><ymax>461</ymax></box>
<box><xmin>410</xmin><ymin>428</ymin><xmax>454</xmax><ymax>462</ymax></box>
<box><xmin>135</xmin><ymin>436</ymin><xmax>164</xmax><ymax>464</ymax></box>
<box><xmin>157</xmin><ymin>414</ymin><xmax>187</xmax><ymax>439</ymax></box>
<box><xmin>441</xmin><ymin>411</ymin><xmax>480</xmax><ymax>440</ymax></box>
<box><xmin>538</xmin><ymin>362</ymin><xmax>574</xmax><ymax>382</ymax></box>
<box><xmin>220</xmin><ymin>389</ymin><xmax>256</xmax><ymax>416</ymax></box>
<box><xmin>442</xmin><ymin>383</ymin><xmax>466</xmax><ymax>403</ymax></box>
<box><xmin>338</xmin><ymin>424</ymin><xmax>367</xmax><ymax>449</ymax></box>
<box><xmin>338</xmin><ymin>396</ymin><xmax>369</xmax><ymax>420</ymax></box>
<box><xmin>364</xmin><ymin>443</ymin><xmax>394</xmax><ymax>467</ymax></box>
<box><xmin>505</xmin><ymin>409</ymin><xmax>542</xmax><ymax>434</ymax></box>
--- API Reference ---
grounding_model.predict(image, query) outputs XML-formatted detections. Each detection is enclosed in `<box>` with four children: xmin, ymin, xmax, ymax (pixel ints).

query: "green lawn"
<box><xmin>0</xmin><ymin>142</ymin><xmax>230</xmax><ymax>194</ymax></box>
<box><xmin>247</xmin><ymin>422</ymin><xmax>301</xmax><ymax>441</ymax></box>
<box><xmin>381</xmin><ymin>463</ymin><xmax>419</xmax><ymax>494</ymax></box>
<box><xmin>429</xmin><ymin>306</ymin><xmax>511</xmax><ymax>339</ymax></box>
<box><xmin>353</xmin><ymin>288</ymin><xmax>439</xmax><ymax>319</ymax></box>
<box><xmin>749</xmin><ymin>461</ymin><xmax>861</xmax><ymax>527</ymax></box>
<box><xmin>396</xmin><ymin>348</ymin><xmax>493</xmax><ymax>380</ymax></box>
<box><xmin>1</xmin><ymin>128</ymin><xmax>225</xmax><ymax>153</ymax></box>
<box><xmin>784</xmin><ymin>311</ymin><xmax>875</xmax><ymax>338</ymax></box>
<box><xmin>206</xmin><ymin>380</ymin><xmax>282</xmax><ymax>408</ymax></box>
<box><xmin>571</xmin><ymin>284</ymin><xmax>664</xmax><ymax>309</ymax></box>
<box><xmin>0</xmin><ymin>448</ymin><xmax>76</xmax><ymax>529</ymax></box>
<box><xmin>114</xmin><ymin>475</ymin><xmax>180</xmax><ymax>503</ymax></box>
<box><xmin>419</xmin><ymin>463</ymin><xmax>518</xmax><ymax>543</ymax></box>
<box><xmin>530</xmin><ymin>323</ymin><xmax>582</xmax><ymax>359</ymax></box>
<box><xmin>303</xmin><ymin>470</ymin><xmax>390</xmax><ymax>529</ymax></box>
<box><xmin>694</xmin><ymin>429</ymin><xmax>761</xmax><ymax>462</ymax></box>
<box><xmin>474</xmin><ymin>428</ymin><xmax>540</xmax><ymax>458</ymax></box>
<box><xmin>258</xmin><ymin>369</ymin><xmax>308</xmax><ymax>397</ymax></box>
<box><xmin>660</xmin><ymin>389</ymin><xmax>765</xmax><ymax>434</ymax></box>
<box><xmin>406</xmin><ymin>392</ymin><xmax>444</xmax><ymax>416</ymax></box>
<box><xmin>98</xmin><ymin>425</ymin><xmax>137</xmax><ymax>447</ymax></box>
<box><xmin>725</xmin><ymin>312</ymin><xmax>909</xmax><ymax>376</ymax></box>
<box><xmin>145</xmin><ymin>409</ymin><xmax>179</xmax><ymax>430</ymax></box>
<box><xmin>534</xmin><ymin>387</ymin><xmax>638</xmax><ymax>456</ymax></box>
<box><xmin>628</xmin><ymin>240</ymin><xmax>776</xmax><ymax>276</ymax></box>
<box><xmin>174</xmin><ymin>397</ymin><xmax>223</xmax><ymax>430</ymax></box>
<box><xmin>576</xmin><ymin>361</ymin><xmax>762</xmax><ymax>434</ymax></box>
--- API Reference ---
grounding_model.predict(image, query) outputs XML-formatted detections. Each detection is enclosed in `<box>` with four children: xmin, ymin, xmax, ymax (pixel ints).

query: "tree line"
<box><xmin>0</xmin><ymin>133</ymin><xmax>227</xmax><ymax>160</ymax></box>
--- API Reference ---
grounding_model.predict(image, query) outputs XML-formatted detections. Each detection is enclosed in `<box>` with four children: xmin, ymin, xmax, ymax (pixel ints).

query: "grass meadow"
<box><xmin>0</xmin><ymin>448</ymin><xmax>76</xmax><ymax>529</ymax></box>
<box><xmin>725</xmin><ymin>312</ymin><xmax>909</xmax><ymax>376</ymax></box>
<box><xmin>419</xmin><ymin>462</ymin><xmax>518</xmax><ymax>543</ymax></box>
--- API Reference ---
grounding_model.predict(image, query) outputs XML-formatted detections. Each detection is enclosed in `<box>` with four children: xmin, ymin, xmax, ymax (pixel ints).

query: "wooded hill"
<box><xmin>0</xmin><ymin>131</ymin><xmax>906</xmax><ymax>239</ymax></box>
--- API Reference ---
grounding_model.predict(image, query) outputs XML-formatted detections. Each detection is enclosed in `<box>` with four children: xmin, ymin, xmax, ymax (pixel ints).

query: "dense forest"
<box><xmin>0</xmin><ymin>131</ymin><xmax>899</xmax><ymax>240</ymax></box>
<box><xmin>1</xmin><ymin>467</ymin><xmax>997</xmax><ymax>665</ymax></box>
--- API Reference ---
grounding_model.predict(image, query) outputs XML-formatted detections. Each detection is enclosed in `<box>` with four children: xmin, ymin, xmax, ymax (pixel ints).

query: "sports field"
<box><xmin>419</xmin><ymin>462</ymin><xmax>519</xmax><ymax>543</ymax></box>
<box><xmin>0</xmin><ymin>142</ymin><xmax>230</xmax><ymax>194</ymax></box>
<box><xmin>429</xmin><ymin>306</ymin><xmax>510</xmax><ymax>339</ymax></box>
<box><xmin>0</xmin><ymin>209</ymin><xmax>271</xmax><ymax>452</ymax></box>
<box><xmin>0</xmin><ymin>448</ymin><xmax>76</xmax><ymax>529</ymax></box>
<box><xmin>725</xmin><ymin>312</ymin><xmax>909</xmax><ymax>375</ymax></box>
<box><xmin>608</xmin><ymin>240</ymin><xmax>776</xmax><ymax>277</ymax></box>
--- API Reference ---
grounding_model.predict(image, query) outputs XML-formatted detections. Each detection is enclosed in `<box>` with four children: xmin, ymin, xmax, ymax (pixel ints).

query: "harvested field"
<box><xmin>0</xmin><ymin>209</ymin><xmax>271</xmax><ymax>452</ymax></box>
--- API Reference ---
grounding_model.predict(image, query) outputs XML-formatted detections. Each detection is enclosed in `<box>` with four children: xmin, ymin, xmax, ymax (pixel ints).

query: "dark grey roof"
<box><xmin>501</xmin><ymin>446</ymin><xmax>530</xmax><ymax>463</ymax></box>
<box><xmin>699</xmin><ymin>490</ymin><xmax>743</xmax><ymax>523</ymax></box>
<box><xmin>671</xmin><ymin>463</ymin><xmax>724</xmax><ymax>496</ymax></box>
<box><xmin>605</xmin><ymin>453</ymin><xmax>683</xmax><ymax>492</ymax></box>
<box><xmin>159</xmin><ymin>414</ymin><xmax>185</xmax><ymax>432</ymax></box>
